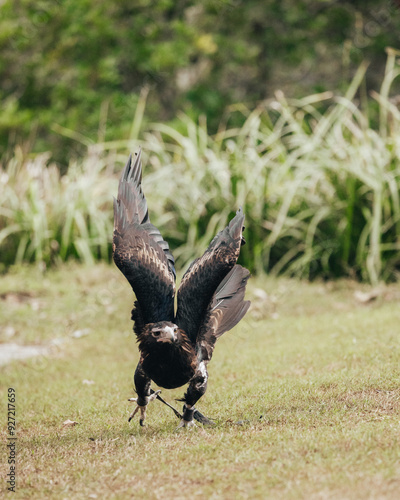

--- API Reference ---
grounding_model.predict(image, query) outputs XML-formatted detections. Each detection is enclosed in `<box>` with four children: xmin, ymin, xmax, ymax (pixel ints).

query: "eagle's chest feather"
<box><xmin>141</xmin><ymin>344</ymin><xmax>197</xmax><ymax>389</ymax></box>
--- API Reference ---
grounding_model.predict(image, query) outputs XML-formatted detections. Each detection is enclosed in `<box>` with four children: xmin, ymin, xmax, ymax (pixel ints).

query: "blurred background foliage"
<box><xmin>1</xmin><ymin>0</ymin><xmax>400</xmax><ymax>162</ymax></box>
<box><xmin>1</xmin><ymin>0</ymin><xmax>400</xmax><ymax>282</ymax></box>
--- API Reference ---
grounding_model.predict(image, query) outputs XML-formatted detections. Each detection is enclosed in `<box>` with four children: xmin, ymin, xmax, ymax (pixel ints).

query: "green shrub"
<box><xmin>1</xmin><ymin>52</ymin><xmax>400</xmax><ymax>283</ymax></box>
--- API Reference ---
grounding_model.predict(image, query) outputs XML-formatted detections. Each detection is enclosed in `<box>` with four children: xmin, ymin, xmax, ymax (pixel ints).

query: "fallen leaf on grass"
<box><xmin>63</xmin><ymin>419</ymin><xmax>79</xmax><ymax>427</ymax></box>
<box><xmin>354</xmin><ymin>289</ymin><xmax>382</xmax><ymax>303</ymax></box>
<box><xmin>71</xmin><ymin>329</ymin><xmax>91</xmax><ymax>339</ymax></box>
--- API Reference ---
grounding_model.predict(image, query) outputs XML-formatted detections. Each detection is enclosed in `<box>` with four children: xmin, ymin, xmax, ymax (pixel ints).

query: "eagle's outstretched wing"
<box><xmin>175</xmin><ymin>208</ymin><xmax>246</xmax><ymax>343</ymax></box>
<box><xmin>113</xmin><ymin>151</ymin><xmax>176</xmax><ymax>329</ymax></box>
<box><xmin>196</xmin><ymin>265</ymin><xmax>250</xmax><ymax>362</ymax></box>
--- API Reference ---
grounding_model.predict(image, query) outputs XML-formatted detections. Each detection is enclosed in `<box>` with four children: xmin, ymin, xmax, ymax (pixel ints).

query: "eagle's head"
<box><xmin>147</xmin><ymin>321</ymin><xmax>179</xmax><ymax>344</ymax></box>
<box><xmin>137</xmin><ymin>321</ymin><xmax>187</xmax><ymax>348</ymax></box>
<box><xmin>137</xmin><ymin>321</ymin><xmax>196</xmax><ymax>362</ymax></box>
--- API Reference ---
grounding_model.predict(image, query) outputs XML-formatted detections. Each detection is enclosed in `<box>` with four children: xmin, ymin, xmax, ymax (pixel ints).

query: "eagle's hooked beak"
<box><xmin>156</xmin><ymin>326</ymin><xmax>177</xmax><ymax>343</ymax></box>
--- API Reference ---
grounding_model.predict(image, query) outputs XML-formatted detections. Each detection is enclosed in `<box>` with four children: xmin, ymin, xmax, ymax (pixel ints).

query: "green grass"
<box><xmin>1</xmin><ymin>264</ymin><xmax>399</xmax><ymax>499</ymax></box>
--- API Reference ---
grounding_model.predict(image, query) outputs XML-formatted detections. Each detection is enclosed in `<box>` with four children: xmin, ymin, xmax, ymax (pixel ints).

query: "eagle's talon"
<box><xmin>128</xmin><ymin>403</ymin><xmax>146</xmax><ymax>423</ymax></box>
<box><xmin>128</xmin><ymin>390</ymin><xmax>161</xmax><ymax>424</ymax></box>
<box><xmin>176</xmin><ymin>419</ymin><xmax>197</xmax><ymax>430</ymax></box>
<box><xmin>176</xmin><ymin>404</ymin><xmax>197</xmax><ymax>429</ymax></box>
<box><xmin>148</xmin><ymin>389</ymin><xmax>161</xmax><ymax>402</ymax></box>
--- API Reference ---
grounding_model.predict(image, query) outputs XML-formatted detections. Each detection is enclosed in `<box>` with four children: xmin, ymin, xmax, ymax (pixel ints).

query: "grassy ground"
<box><xmin>1</xmin><ymin>264</ymin><xmax>399</xmax><ymax>499</ymax></box>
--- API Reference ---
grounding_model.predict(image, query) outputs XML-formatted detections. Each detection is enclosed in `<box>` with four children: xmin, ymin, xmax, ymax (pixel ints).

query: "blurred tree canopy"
<box><xmin>1</xmin><ymin>0</ymin><xmax>400</xmax><ymax>162</ymax></box>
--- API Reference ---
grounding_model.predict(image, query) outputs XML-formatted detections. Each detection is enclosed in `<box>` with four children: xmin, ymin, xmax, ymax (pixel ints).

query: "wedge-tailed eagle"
<box><xmin>113</xmin><ymin>150</ymin><xmax>250</xmax><ymax>427</ymax></box>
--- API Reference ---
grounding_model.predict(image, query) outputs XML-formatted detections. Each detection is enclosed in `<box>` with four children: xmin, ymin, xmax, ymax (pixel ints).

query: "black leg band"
<box><xmin>182</xmin><ymin>404</ymin><xmax>195</xmax><ymax>422</ymax></box>
<box><xmin>136</xmin><ymin>396</ymin><xmax>148</xmax><ymax>406</ymax></box>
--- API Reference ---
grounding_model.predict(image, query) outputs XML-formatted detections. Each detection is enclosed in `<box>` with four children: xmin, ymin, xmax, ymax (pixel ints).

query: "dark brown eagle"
<box><xmin>113</xmin><ymin>150</ymin><xmax>250</xmax><ymax>428</ymax></box>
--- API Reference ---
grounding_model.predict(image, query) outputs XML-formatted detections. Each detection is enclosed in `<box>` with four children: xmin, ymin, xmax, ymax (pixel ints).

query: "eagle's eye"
<box><xmin>173</xmin><ymin>327</ymin><xmax>177</xmax><ymax>333</ymax></box>
<box><xmin>152</xmin><ymin>330</ymin><xmax>161</xmax><ymax>337</ymax></box>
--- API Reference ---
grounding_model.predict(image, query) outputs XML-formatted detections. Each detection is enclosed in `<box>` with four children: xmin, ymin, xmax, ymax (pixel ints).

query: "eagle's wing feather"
<box><xmin>117</xmin><ymin>149</ymin><xmax>149</xmax><ymax>225</ymax></box>
<box><xmin>197</xmin><ymin>265</ymin><xmax>250</xmax><ymax>362</ymax></box>
<box><xmin>175</xmin><ymin>208</ymin><xmax>246</xmax><ymax>343</ymax></box>
<box><xmin>113</xmin><ymin>151</ymin><xmax>176</xmax><ymax>329</ymax></box>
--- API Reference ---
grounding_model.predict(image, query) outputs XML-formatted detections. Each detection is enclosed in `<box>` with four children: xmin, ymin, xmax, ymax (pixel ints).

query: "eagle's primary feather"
<box><xmin>113</xmin><ymin>150</ymin><xmax>251</xmax><ymax>427</ymax></box>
